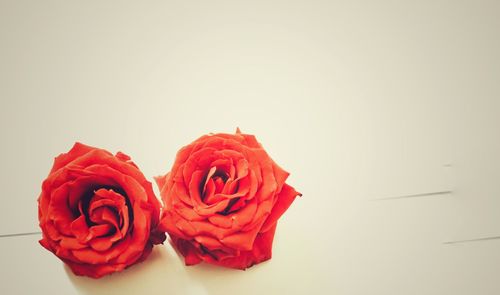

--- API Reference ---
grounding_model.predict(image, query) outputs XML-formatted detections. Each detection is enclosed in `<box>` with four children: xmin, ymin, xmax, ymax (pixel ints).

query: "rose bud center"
<box><xmin>200</xmin><ymin>166</ymin><xmax>241</xmax><ymax>215</ymax></box>
<box><xmin>71</xmin><ymin>186</ymin><xmax>132</xmax><ymax>250</ymax></box>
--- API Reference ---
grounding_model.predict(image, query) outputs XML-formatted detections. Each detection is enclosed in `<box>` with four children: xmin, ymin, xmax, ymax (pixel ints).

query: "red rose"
<box><xmin>38</xmin><ymin>143</ymin><xmax>165</xmax><ymax>278</ymax></box>
<box><xmin>156</xmin><ymin>129</ymin><xmax>301</xmax><ymax>269</ymax></box>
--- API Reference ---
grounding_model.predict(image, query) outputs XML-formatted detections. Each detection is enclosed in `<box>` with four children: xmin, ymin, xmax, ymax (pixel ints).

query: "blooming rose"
<box><xmin>38</xmin><ymin>143</ymin><xmax>165</xmax><ymax>278</ymax></box>
<box><xmin>156</xmin><ymin>129</ymin><xmax>301</xmax><ymax>269</ymax></box>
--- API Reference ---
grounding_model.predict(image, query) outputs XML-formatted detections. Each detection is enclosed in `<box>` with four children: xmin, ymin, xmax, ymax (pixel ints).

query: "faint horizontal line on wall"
<box><xmin>444</xmin><ymin>236</ymin><xmax>500</xmax><ymax>245</ymax></box>
<box><xmin>0</xmin><ymin>231</ymin><xmax>41</xmax><ymax>238</ymax></box>
<box><xmin>371</xmin><ymin>190</ymin><xmax>453</xmax><ymax>201</ymax></box>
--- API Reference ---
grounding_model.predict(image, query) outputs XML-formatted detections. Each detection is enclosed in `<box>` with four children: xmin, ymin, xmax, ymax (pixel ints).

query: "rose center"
<box><xmin>79</xmin><ymin>186</ymin><xmax>132</xmax><ymax>237</ymax></box>
<box><xmin>212</xmin><ymin>176</ymin><xmax>225</xmax><ymax>194</ymax></box>
<box><xmin>200</xmin><ymin>166</ymin><xmax>241</xmax><ymax>215</ymax></box>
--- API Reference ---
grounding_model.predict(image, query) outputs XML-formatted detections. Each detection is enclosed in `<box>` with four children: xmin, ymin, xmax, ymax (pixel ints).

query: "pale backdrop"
<box><xmin>1</xmin><ymin>0</ymin><xmax>499</xmax><ymax>294</ymax></box>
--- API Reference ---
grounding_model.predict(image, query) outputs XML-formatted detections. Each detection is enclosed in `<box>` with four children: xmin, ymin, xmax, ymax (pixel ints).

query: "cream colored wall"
<box><xmin>1</xmin><ymin>0</ymin><xmax>499</xmax><ymax>294</ymax></box>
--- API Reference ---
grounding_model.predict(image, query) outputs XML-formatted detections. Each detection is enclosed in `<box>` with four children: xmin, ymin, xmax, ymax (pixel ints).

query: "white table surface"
<box><xmin>1</xmin><ymin>0</ymin><xmax>500</xmax><ymax>294</ymax></box>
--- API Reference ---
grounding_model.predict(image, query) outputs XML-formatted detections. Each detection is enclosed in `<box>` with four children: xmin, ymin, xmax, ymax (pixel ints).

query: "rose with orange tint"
<box><xmin>156</xmin><ymin>129</ymin><xmax>301</xmax><ymax>269</ymax></box>
<box><xmin>38</xmin><ymin>143</ymin><xmax>165</xmax><ymax>278</ymax></box>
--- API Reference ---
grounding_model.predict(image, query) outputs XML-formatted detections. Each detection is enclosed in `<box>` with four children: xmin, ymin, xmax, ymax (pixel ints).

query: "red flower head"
<box><xmin>156</xmin><ymin>129</ymin><xmax>301</xmax><ymax>269</ymax></box>
<box><xmin>38</xmin><ymin>143</ymin><xmax>165</xmax><ymax>278</ymax></box>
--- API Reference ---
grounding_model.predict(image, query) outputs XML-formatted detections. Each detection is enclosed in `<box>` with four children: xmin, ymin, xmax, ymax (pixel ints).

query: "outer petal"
<box><xmin>173</xmin><ymin>237</ymin><xmax>203</xmax><ymax>266</ymax></box>
<box><xmin>260</xmin><ymin>183</ymin><xmax>301</xmax><ymax>233</ymax></box>
<box><xmin>50</xmin><ymin>142</ymin><xmax>97</xmax><ymax>174</ymax></box>
<box><xmin>213</xmin><ymin>223</ymin><xmax>277</xmax><ymax>269</ymax></box>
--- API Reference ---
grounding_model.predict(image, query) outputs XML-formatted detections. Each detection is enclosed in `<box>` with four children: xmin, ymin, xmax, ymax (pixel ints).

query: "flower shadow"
<box><xmin>65</xmin><ymin>245</ymin><xmax>206</xmax><ymax>295</ymax></box>
<box><xmin>182</xmin><ymin>256</ymin><xmax>272</xmax><ymax>295</ymax></box>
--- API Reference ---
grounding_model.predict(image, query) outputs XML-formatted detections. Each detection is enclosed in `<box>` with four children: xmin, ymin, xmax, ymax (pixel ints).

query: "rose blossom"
<box><xmin>156</xmin><ymin>129</ymin><xmax>301</xmax><ymax>269</ymax></box>
<box><xmin>38</xmin><ymin>143</ymin><xmax>165</xmax><ymax>278</ymax></box>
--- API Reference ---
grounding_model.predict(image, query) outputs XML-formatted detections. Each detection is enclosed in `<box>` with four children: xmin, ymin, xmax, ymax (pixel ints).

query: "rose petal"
<box><xmin>70</xmin><ymin>215</ymin><xmax>91</xmax><ymax>243</ymax></box>
<box><xmin>221</xmin><ymin>217</ymin><xmax>265</xmax><ymax>251</ymax></box>
<box><xmin>216</xmin><ymin>223</ymin><xmax>277</xmax><ymax>269</ymax></box>
<box><xmin>173</xmin><ymin>237</ymin><xmax>202</xmax><ymax>266</ymax></box>
<box><xmin>260</xmin><ymin>183</ymin><xmax>301</xmax><ymax>232</ymax></box>
<box><xmin>50</xmin><ymin>142</ymin><xmax>96</xmax><ymax>174</ymax></box>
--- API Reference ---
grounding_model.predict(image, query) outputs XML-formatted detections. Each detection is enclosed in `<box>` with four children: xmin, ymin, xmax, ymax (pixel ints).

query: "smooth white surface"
<box><xmin>1</xmin><ymin>0</ymin><xmax>500</xmax><ymax>294</ymax></box>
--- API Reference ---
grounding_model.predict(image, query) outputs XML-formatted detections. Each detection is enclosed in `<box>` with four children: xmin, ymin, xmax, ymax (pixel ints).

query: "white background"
<box><xmin>1</xmin><ymin>0</ymin><xmax>500</xmax><ymax>294</ymax></box>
